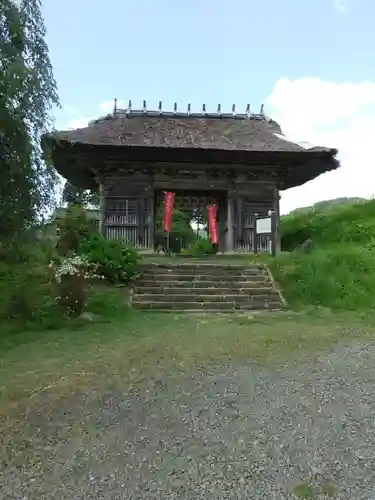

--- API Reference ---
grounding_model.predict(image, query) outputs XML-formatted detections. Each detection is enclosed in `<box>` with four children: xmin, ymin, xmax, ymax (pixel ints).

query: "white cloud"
<box><xmin>332</xmin><ymin>0</ymin><xmax>349</xmax><ymax>13</ymax></box>
<box><xmin>67</xmin><ymin>118</ymin><xmax>91</xmax><ymax>129</ymax></box>
<box><xmin>266</xmin><ymin>77</ymin><xmax>375</xmax><ymax>213</ymax></box>
<box><xmin>64</xmin><ymin>99</ymin><xmax>126</xmax><ymax>129</ymax></box>
<box><xmin>100</xmin><ymin>99</ymin><xmax>125</xmax><ymax>114</ymax></box>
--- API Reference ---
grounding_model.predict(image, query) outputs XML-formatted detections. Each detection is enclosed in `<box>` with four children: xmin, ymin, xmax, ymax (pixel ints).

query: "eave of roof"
<box><xmin>42</xmin><ymin>106</ymin><xmax>339</xmax><ymax>191</ymax></box>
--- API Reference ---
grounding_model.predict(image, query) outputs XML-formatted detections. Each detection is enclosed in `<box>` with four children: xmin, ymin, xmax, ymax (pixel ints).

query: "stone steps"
<box><xmin>135</xmin><ymin>293</ymin><xmax>281</xmax><ymax>303</ymax></box>
<box><xmin>136</xmin><ymin>279</ymin><xmax>270</xmax><ymax>288</ymax></box>
<box><xmin>131</xmin><ymin>263</ymin><xmax>284</xmax><ymax>312</ymax></box>
<box><xmin>137</xmin><ymin>274</ymin><xmax>269</xmax><ymax>283</ymax></box>
<box><xmin>133</xmin><ymin>286</ymin><xmax>276</xmax><ymax>295</ymax></box>
<box><xmin>133</xmin><ymin>301</ymin><xmax>282</xmax><ymax>312</ymax></box>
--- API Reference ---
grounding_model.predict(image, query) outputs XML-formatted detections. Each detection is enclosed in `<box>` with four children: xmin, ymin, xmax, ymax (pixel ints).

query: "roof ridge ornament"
<box><xmin>114</xmin><ymin>101</ymin><xmax>273</xmax><ymax>120</ymax></box>
<box><xmin>260</xmin><ymin>104</ymin><xmax>271</xmax><ymax>123</ymax></box>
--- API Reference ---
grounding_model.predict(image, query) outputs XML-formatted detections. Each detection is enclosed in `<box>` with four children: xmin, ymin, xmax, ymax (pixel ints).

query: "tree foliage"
<box><xmin>0</xmin><ymin>0</ymin><xmax>59</xmax><ymax>240</ymax></box>
<box><xmin>62</xmin><ymin>181</ymin><xmax>99</xmax><ymax>207</ymax></box>
<box><xmin>155</xmin><ymin>204</ymin><xmax>195</xmax><ymax>241</ymax></box>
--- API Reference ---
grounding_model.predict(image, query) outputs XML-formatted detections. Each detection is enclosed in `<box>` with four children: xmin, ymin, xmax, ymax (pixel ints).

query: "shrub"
<box><xmin>0</xmin><ymin>239</ymin><xmax>69</xmax><ymax>332</ymax></box>
<box><xmin>50</xmin><ymin>254</ymin><xmax>101</xmax><ymax>317</ymax></box>
<box><xmin>78</xmin><ymin>232</ymin><xmax>140</xmax><ymax>283</ymax></box>
<box><xmin>270</xmin><ymin>245</ymin><xmax>375</xmax><ymax>310</ymax></box>
<box><xmin>57</xmin><ymin>274</ymin><xmax>86</xmax><ymax>317</ymax></box>
<box><xmin>184</xmin><ymin>237</ymin><xmax>215</xmax><ymax>255</ymax></box>
<box><xmin>56</xmin><ymin>204</ymin><xmax>94</xmax><ymax>256</ymax></box>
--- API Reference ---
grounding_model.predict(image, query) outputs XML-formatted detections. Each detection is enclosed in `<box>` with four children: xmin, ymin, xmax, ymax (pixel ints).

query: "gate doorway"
<box><xmin>154</xmin><ymin>189</ymin><xmax>227</xmax><ymax>254</ymax></box>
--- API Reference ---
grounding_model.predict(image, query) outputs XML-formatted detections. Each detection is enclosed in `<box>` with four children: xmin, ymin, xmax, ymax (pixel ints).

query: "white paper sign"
<box><xmin>256</xmin><ymin>217</ymin><xmax>271</xmax><ymax>234</ymax></box>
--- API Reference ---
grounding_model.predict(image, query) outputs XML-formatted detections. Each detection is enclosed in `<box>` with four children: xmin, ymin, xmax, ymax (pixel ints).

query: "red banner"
<box><xmin>162</xmin><ymin>191</ymin><xmax>175</xmax><ymax>233</ymax></box>
<box><xmin>207</xmin><ymin>205</ymin><xmax>218</xmax><ymax>244</ymax></box>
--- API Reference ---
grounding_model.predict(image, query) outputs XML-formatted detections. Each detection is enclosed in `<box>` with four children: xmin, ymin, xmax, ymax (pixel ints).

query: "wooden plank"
<box><xmin>148</xmin><ymin>190</ymin><xmax>155</xmax><ymax>250</ymax></box>
<box><xmin>152</xmin><ymin>179</ymin><xmax>229</xmax><ymax>191</ymax></box>
<box><xmin>99</xmin><ymin>181</ymin><xmax>105</xmax><ymax>235</ymax></box>
<box><xmin>138</xmin><ymin>197</ymin><xmax>145</xmax><ymax>247</ymax></box>
<box><xmin>236</xmin><ymin>198</ymin><xmax>243</xmax><ymax>242</ymax></box>
<box><xmin>273</xmin><ymin>186</ymin><xmax>281</xmax><ymax>253</ymax></box>
<box><xmin>226</xmin><ymin>196</ymin><xmax>234</xmax><ymax>252</ymax></box>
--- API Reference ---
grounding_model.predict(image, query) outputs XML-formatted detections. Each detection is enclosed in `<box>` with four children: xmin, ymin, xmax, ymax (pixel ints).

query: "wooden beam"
<box><xmin>148</xmin><ymin>189</ymin><xmax>155</xmax><ymax>250</ymax></box>
<box><xmin>273</xmin><ymin>186</ymin><xmax>281</xmax><ymax>253</ymax></box>
<box><xmin>97</xmin><ymin>177</ymin><xmax>106</xmax><ymax>236</ymax></box>
<box><xmin>90</xmin><ymin>159</ymin><xmax>284</xmax><ymax>174</ymax></box>
<box><xmin>226</xmin><ymin>194</ymin><xmax>234</xmax><ymax>252</ymax></box>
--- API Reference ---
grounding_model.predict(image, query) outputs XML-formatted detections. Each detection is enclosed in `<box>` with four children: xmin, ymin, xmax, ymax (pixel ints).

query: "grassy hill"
<box><xmin>288</xmin><ymin>197</ymin><xmax>367</xmax><ymax>216</ymax></box>
<box><xmin>269</xmin><ymin>199</ymin><xmax>375</xmax><ymax>311</ymax></box>
<box><xmin>281</xmin><ymin>198</ymin><xmax>375</xmax><ymax>251</ymax></box>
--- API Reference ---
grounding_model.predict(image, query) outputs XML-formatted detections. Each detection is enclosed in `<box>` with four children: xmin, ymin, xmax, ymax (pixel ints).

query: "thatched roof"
<box><xmin>43</xmin><ymin>108</ymin><xmax>339</xmax><ymax>190</ymax></box>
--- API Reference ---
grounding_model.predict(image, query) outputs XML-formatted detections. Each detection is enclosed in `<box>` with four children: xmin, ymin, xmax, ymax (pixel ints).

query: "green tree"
<box><xmin>0</xmin><ymin>0</ymin><xmax>59</xmax><ymax>241</ymax></box>
<box><xmin>155</xmin><ymin>205</ymin><xmax>195</xmax><ymax>241</ymax></box>
<box><xmin>62</xmin><ymin>181</ymin><xmax>99</xmax><ymax>207</ymax></box>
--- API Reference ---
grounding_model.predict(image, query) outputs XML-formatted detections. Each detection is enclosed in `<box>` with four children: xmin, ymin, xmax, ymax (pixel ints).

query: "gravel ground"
<box><xmin>2</xmin><ymin>341</ymin><xmax>375</xmax><ymax>499</ymax></box>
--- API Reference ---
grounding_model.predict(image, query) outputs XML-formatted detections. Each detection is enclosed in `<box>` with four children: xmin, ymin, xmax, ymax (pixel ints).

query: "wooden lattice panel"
<box><xmin>106</xmin><ymin>198</ymin><xmax>148</xmax><ymax>226</ymax></box>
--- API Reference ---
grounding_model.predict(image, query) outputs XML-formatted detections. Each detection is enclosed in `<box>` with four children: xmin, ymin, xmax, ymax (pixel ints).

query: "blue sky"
<box><xmin>42</xmin><ymin>0</ymin><xmax>375</xmax><ymax>213</ymax></box>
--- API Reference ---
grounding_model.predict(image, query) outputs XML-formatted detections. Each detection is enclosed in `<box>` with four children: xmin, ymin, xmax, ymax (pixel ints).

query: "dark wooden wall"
<box><xmin>99</xmin><ymin>167</ymin><xmax>279</xmax><ymax>253</ymax></box>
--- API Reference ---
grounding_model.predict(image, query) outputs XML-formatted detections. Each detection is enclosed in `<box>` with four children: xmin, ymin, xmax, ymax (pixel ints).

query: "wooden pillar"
<box><xmin>273</xmin><ymin>187</ymin><xmax>281</xmax><ymax>253</ymax></box>
<box><xmin>226</xmin><ymin>194</ymin><xmax>234</xmax><ymax>252</ymax></box>
<box><xmin>98</xmin><ymin>179</ymin><xmax>106</xmax><ymax>237</ymax></box>
<box><xmin>253</xmin><ymin>213</ymin><xmax>259</xmax><ymax>254</ymax></box>
<box><xmin>235</xmin><ymin>198</ymin><xmax>243</xmax><ymax>249</ymax></box>
<box><xmin>148</xmin><ymin>187</ymin><xmax>155</xmax><ymax>251</ymax></box>
<box><xmin>138</xmin><ymin>197</ymin><xmax>145</xmax><ymax>247</ymax></box>
<box><xmin>270</xmin><ymin>210</ymin><xmax>277</xmax><ymax>256</ymax></box>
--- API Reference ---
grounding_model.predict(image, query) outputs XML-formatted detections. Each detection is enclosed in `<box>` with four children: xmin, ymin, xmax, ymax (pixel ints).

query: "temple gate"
<box><xmin>44</xmin><ymin>100</ymin><xmax>339</xmax><ymax>254</ymax></box>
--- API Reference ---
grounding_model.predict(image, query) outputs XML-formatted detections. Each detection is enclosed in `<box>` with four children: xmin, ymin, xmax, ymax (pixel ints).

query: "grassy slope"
<box><xmin>269</xmin><ymin>199</ymin><xmax>375</xmax><ymax>310</ymax></box>
<box><xmin>288</xmin><ymin>197</ymin><xmax>366</xmax><ymax>216</ymax></box>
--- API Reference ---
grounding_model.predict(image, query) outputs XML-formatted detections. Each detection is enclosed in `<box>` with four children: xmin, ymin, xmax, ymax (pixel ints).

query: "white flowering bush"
<box><xmin>52</xmin><ymin>255</ymin><xmax>88</xmax><ymax>283</ymax></box>
<box><xmin>50</xmin><ymin>254</ymin><xmax>102</xmax><ymax>317</ymax></box>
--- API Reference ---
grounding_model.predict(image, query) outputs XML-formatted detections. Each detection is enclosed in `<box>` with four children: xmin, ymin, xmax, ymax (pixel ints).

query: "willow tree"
<box><xmin>0</xmin><ymin>0</ymin><xmax>59</xmax><ymax>240</ymax></box>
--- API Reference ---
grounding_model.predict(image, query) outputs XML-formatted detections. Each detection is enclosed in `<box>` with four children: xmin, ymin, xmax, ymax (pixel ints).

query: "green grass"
<box><xmin>265</xmin><ymin>198</ymin><xmax>375</xmax><ymax>311</ymax></box>
<box><xmin>269</xmin><ymin>245</ymin><xmax>375</xmax><ymax>310</ymax></box>
<box><xmin>281</xmin><ymin>198</ymin><xmax>375</xmax><ymax>250</ymax></box>
<box><xmin>1</xmin><ymin>303</ymin><xmax>374</xmax><ymax>435</ymax></box>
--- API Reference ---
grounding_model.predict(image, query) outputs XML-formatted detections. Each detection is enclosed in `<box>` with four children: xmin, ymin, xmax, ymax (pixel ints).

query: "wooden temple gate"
<box><xmin>45</xmin><ymin>101</ymin><xmax>338</xmax><ymax>256</ymax></box>
<box><xmin>101</xmin><ymin>182</ymin><xmax>278</xmax><ymax>253</ymax></box>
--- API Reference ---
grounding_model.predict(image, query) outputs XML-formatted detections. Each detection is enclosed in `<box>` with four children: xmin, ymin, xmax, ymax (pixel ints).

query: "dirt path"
<box><xmin>2</xmin><ymin>340</ymin><xmax>375</xmax><ymax>499</ymax></box>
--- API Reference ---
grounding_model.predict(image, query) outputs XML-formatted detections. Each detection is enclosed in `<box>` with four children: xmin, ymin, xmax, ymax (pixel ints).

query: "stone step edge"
<box><xmin>140</xmin><ymin>273</ymin><xmax>267</xmax><ymax>278</ymax></box>
<box><xmin>135</xmin><ymin>281</ymin><xmax>272</xmax><ymax>287</ymax></box>
<box><xmin>132</xmin><ymin>309</ymin><xmax>282</xmax><ymax>313</ymax></box>
<box><xmin>140</xmin><ymin>263</ymin><xmax>266</xmax><ymax>270</ymax></box>
<box><xmin>132</xmin><ymin>293</ymin><xmax>281</xmax><ymax>300</ymax></box>
<box><xmin>133</xmin><ymin>287</ymin><xmax>276</xmax><ymax>293</ymax></box>
<box><xmin>131</xmin><ymin>300</ymin><xmax>281</xmax><ymax>309</ymax></box>
<box><xmin>132</xmin><ymin>304</ymin><xmax>282</xmax><ymax>311</ymax></box>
